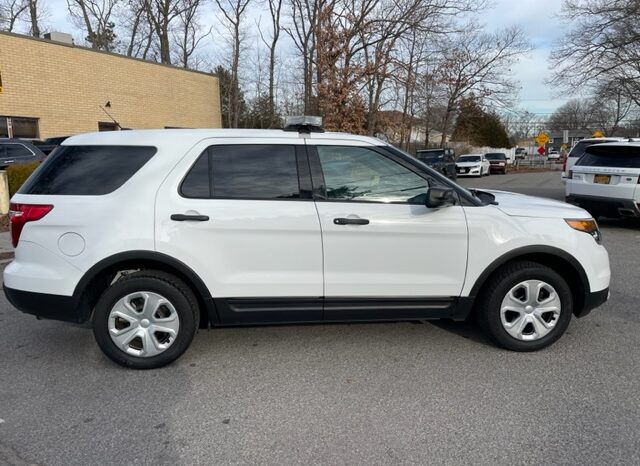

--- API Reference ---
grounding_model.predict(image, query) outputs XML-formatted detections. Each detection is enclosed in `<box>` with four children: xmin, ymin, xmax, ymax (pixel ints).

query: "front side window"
<box><xmin>316</xmin><ymin>146</ymin><xmax>429</xmax><ymax>203</ymax></box>
<box><xmin>181</xmin><ymin>145</ymin><xmax>301</xmax><ymax>200</ymax></box>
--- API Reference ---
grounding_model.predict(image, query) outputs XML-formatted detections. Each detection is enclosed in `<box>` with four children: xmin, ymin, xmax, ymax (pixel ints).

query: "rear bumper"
<box><xmin>566</xmin><ymin>194</ymin><xmax>640</xmax><ymax>218</ymax></box>
<box><xmin>577</xmin><ymin>287</ymin><xmax>609</xmax><ymax>318</ymax></box>
<box><xmin>3</xmin><ymin>285</ymin><xmax>81</xmax><ymax>323</ymax></box>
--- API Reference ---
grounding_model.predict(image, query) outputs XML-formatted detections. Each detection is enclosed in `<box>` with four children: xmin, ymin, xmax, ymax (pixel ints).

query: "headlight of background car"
<box><xmin>565</xmin><ymin>218</ymin><xmax>602</xmax><ymax>244</ymax></box>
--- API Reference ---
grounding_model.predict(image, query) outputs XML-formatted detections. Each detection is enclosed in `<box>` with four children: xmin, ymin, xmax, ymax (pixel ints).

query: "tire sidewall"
<box><xmin>93</xmin><ymin>276</ymin><xmax>197</xmax><ymax>369</ymax></box>
<box><xmin>484</xmin><ymin>266</ymin><xmax>573</xmax><ymax>351</ymax></box>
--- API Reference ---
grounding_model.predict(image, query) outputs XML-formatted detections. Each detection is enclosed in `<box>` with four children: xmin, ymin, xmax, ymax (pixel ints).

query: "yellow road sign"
<box><xmin>592</xmin><ymin>130</ymin><xmax>604</xmax><ymax>138</ymax></box>
<box><xmin>535</xmin><ymin>131</ymin><xmax>550</xmax><ymax>147</ymax></box>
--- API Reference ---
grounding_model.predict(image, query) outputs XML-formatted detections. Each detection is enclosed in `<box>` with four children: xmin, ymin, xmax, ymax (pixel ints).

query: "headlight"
<box><xmin>499</xmin><ymin>162</ymin><xmax>505</xmax><ymax>166</ymax></box>
<box><xmin>565</xmin><ymin>218</ymin><xmax>602</xmax><ymax>244</ymax></box>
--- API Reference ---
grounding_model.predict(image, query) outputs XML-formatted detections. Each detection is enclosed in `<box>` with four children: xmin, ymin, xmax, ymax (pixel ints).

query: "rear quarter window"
<box><xmin>19</xmin><ymin>145</ymin><xmax>156</xmax><ymax>195</ymax></box>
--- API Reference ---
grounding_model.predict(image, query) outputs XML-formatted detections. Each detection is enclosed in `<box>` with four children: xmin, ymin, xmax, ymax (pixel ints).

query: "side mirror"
<box><xmin>426</xmin><ymin>187</ymin><xmax>456</xmax><ymax>208</ymax></box>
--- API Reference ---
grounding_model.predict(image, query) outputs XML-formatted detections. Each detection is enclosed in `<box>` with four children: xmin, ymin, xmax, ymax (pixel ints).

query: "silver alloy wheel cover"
<box><xmin>108</xmin><ymin>291</ymin><xmax>180</xmax><ymax>357</ymax></box>
<box><xmin>499</xmin><ymin>280</ymin><xmax>561</xmax><ymax>341</ymax></box>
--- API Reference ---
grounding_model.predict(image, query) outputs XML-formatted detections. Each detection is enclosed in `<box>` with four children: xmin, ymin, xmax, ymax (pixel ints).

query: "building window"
<box><xmin>0</xmin><ymin>116</ymin><xmax>39</xmax><ymax>139</ymax></box>
<box><xmin>98</xmin><ymin>122</ymin><xmax>119</xmax><ymax>132</ymax></box>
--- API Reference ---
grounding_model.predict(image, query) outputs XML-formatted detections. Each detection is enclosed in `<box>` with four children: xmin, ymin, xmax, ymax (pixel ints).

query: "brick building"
<box><xmin>0</xmin><ymin>31</ymin><xmax>221</xmax><ymax>139</ymax></box>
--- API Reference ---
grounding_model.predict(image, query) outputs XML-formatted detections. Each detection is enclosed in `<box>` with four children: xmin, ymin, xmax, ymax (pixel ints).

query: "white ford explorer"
<box><xmin>4</xmin><ymin>123</ymin><xmax>611</xmax><ymax>369</ymax></box>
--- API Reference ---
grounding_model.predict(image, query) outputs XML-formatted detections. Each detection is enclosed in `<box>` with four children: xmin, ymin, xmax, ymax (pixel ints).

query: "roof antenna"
<box><xmin>99</xmin><ymin>102</ymin><xmax>123</xmax><ymax>130</ymax></box>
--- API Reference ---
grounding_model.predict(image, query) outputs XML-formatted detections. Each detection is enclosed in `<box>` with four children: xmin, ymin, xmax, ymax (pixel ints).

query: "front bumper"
<box><xmin>577</xmin><ymin>287</ymin><xmax>609</xmax><ymax>318</ymax></box>
<box><xmin>489</xmin><ymin>165</ymin><xmax>506</xmax><ymax>173</ymax></box>
<box><xmin>457</xmin><ymin>167</ymin><xmax>481</xmax><ymax>176</ymax></box>
<box><xmin>566</xmin><ymin>194</ymin><xmax>640</xmax><ymax>218</ymax></box>
<box><xmin>3</xmin><ymin>285</ymin><xmax>80</xmax><ymax>323</ymax></box>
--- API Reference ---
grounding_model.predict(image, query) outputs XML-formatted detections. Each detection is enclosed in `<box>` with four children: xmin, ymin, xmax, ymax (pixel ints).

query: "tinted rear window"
<box><xmin>19</xmin><ymin>145</ymin><xmax>156</xmax><ymax>195</ymax></box>
<box><xmin>568</xmin><ymin>140</ymin><xmax>616</xmax><ymax>158</ymax></box>
<box><xmin>180</xmin><ymin>145</ymin><xmax>301</xmax><ymax>199</ymax></box>
<box><xmin>576</xmin><ymin>146</ymin><xmax>640</xmax><ymax>169</ymax></box>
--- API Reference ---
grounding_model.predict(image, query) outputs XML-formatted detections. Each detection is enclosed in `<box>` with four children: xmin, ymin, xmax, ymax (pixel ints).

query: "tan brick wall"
<box><xmin>0</xmin><ymin>32</ymin><xmax>221</xmax><ymax>139</ymax></box>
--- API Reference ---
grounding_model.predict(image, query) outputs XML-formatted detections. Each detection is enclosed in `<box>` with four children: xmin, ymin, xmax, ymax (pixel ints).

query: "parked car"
<box><xmin>515</xmin><ymin>148</ymin><xmax>527</xmax><ymax>159</ymax></box>
<box><xmin>484</xmin><ymin>152</ymin><xmax>508</xmax><ymax>174</ymax></box>
<box><xmin>548</xmin><ymin>150</ymin><xmax>561</xmax><ymax>161</ymax></box>
<box><xmin>566</xmin><ymin>142</ymin><xmax>640</xmax><ymax>218</ymax></box>
<box><xmin>0</xmin><ymin>138</ymin><xmax>46</xmax><ymax>168</ymax></box>
<box><xmin>415</xmin><ymin>148</ymin><xmax>456</xmax><ymax>180</ymax></box>
<box><xmin>4</xmin><ymin>123</ymin><xmax>610</xmax><ymax>369</ymax></box>
<box><xmin>456</xmin><ymin>154</ymin><xmax>491</xmax><ymax>177</ymax></box>
<box><xmin>34</xmin><ymin>136</ymin><xmax>70</xmax><ymax>155</ymax></box>
<box><xmin>561</xmin><ymin>137</ymin><xmax>626</xmax><ymax>183</ymax></box>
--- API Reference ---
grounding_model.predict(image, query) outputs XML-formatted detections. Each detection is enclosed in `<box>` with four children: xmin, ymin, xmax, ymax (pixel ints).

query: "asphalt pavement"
<box><xmin>1</xmin><ymin>171</ymin><xmax>639</xmax><ymax>465</ymax></box>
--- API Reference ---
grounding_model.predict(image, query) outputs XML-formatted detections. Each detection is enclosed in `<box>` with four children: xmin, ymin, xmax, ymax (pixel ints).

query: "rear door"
<box><xmin>155</xmin><ymin>139</ymin><xmax>324</xmax><ymax>324</ymax></box>
<box><xmin>308</xmin><ymin>141</ymin><xmax>468</xmax><ymax>320</ymax></box>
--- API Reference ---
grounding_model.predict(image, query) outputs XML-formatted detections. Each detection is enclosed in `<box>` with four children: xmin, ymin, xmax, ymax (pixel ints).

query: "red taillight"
<box><xmin>9</xmin><ymin>203</ymin><xmax>53</xmax><ymax>248</ymax></box>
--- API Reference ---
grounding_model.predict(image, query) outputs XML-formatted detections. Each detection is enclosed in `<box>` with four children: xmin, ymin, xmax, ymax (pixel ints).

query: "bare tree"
<box><xmin>257</xmin><ymin>0</ymin><xmax>283</xmax><ymax>125</ymax></box>
<box><xmin>286</xmin><ymin>0</ymin><xmax>323</xmax><ymax>114</ymax></box>
<box><xmin>550</xmin><ymin>0</ymin><xmax>640</xmax><ymax>107</ymax></box>
<box><xmin>0</xmin><ymin>0</ymin><xmax>28</xmax><ymax>31</ymax></box>
<box><xmin>436</xmin><ymin>26</ymin><xmax>529</xmax><ymax>146</ymax></box>
<box><xmin>214</xmin><ymin>0</ymin><xmax>252</xmax><ymax>127</ymax></box>
<box><xmin>27</xmin><ymin>0</ymin><xmax>42</xmax><ymax>36</ymax></box>
<box><xmin>141</xmin><ymin>0</ymin><xmax>189</xmax><ymax>64</ymax></box>
<box><xmin>67</xmin><ymin>0</ymin><xmax>120</xmax><ymax>50</ymax></box>
<box><xmin>172</xmin><ymin>0</ymin><xmax>208</xmax><ymax>68</ymax></box>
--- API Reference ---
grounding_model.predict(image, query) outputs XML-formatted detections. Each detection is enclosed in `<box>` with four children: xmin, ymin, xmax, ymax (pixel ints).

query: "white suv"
<box><xmin>566</xmin><ymin>142</ymin><xmax>640</xmax><ymax>218</ymax></box>
<box><xmin>561</xmin><ymin>137</ymin><xmax>626</xmax><ymax>183</ymax></box>
<box><xmin>3</xmin><ymin>125</ymin><xmax>611</xmax><ymax>368</ymax></box>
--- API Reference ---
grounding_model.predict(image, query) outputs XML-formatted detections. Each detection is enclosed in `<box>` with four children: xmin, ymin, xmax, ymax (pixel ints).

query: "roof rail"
<box><xmin>283</xmin><ymin>116</ymin><xmax>324</xmax><ymax>133</ymax></box>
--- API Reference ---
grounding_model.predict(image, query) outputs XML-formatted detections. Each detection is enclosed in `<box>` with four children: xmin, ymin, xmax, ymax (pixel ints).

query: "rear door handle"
<box><xmin>171</xmin><ymin>214</ymin><xmax>210</xmax><ymax>222</ymax></box>
<box><xmin>334</xmin><ymin>217</ymin><xmax>370</xmax><ymax>225</ymax></box>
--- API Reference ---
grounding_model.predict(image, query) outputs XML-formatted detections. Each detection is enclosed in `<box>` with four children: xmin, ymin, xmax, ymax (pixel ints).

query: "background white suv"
<box><xmin>561</xmin><ymin>137</ymin><xmax>626</xmax><ymax>183</ymax></box>
<box><xmin>566</xmin><ymin>142</ymin><xmax>640</xmax><ymax>218</ymax></box>
<box><xmin>4</xmin><ymin>127</ymin><xmax>611</xmax><ymax>368</ymax></box>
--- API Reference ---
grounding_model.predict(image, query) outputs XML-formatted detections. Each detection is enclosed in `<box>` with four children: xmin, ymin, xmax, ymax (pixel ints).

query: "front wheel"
<box><xmin>476</xmin><ymin>261</ymin><xmax>573</xmax><ymax>351</ymax></box>
<box><xmin>92</xmin><ymin>270</ymin><xmax>199</xmax><ymax>369</ymax></box>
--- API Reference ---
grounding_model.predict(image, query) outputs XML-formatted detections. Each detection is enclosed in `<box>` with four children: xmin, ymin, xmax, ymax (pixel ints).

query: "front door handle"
<box><xmin>334</xmin><ymin>217</ymin><xmax>370</xmax><ymax>225</ymax></box>
<box><xmin>171</xmin><ymin>214</ymin><xmax>210</xmax><ymax>222</ymax></box>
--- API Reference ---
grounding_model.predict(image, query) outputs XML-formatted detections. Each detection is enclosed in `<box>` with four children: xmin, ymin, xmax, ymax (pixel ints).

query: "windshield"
<box><xmin>458</xmin><ymin>155</ymin><xmax>481</xmax><ymax>162</ymax></box>
<box><xmin>417</xmin><ymin>153</ymin><xmax>444</xmax><ymax>162</ymax></box>
<box><xmin>485</xmin><ymin>153</ymin><xmax>506</xmax><ymax>160</ymax></box>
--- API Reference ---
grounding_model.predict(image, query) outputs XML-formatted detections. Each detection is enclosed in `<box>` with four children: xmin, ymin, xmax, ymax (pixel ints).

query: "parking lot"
<box><xmin>1</xmin><ymin>171</ymin><xmax>639</xmax><ymax>465</ymax></box>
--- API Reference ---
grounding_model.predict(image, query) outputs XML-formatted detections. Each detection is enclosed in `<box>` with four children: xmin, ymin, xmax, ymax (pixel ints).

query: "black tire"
<box><xmin>92</xmin><ymin>270</ymin><xmax>199</xmax><ymax>369</ymax></box>
<box><xmin>476</xmin><ymin>261</ymin><xmax>573</xmax><ymax>351</ymax></box>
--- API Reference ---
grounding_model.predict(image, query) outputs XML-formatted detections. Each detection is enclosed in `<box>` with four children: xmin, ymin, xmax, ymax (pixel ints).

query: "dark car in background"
<box><xmin>0</xmin><ymin>139</ymin><xmax>47</xmax><ymax>168</ymax></box>
<box><xmin>34</xmin><ymin>136</ymin><xmax>70</xmax><ymax>155</ymax></box>
<box><xmin>485</xmin><ymin>152</ymin><xmax>508</xmax><ymax>174</ymax></box>
<box><xmin>415</xmin><ymin>148</ymin><xmax>457</xmax><ymax>180</ymax></box>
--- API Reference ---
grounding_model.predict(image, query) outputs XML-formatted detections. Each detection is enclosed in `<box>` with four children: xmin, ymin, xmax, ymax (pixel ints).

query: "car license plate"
<box><xmin>594</xmin><ymin>174</ymin><xmax>610</xmax><ymax>184</ymax></box>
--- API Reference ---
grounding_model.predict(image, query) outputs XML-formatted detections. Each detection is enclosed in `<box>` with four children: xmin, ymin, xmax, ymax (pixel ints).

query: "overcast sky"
<box><xmin>44</xmin><ymin>0</ymin><xmax>571</xmax><ymax>116</ymax></box>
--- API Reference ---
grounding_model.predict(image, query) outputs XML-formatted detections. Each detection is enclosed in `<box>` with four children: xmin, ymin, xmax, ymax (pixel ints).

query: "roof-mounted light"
<box><xmin>283</xmin><ymin>116</ymin><xmax>324</xmax><ymax>133</ymax></box>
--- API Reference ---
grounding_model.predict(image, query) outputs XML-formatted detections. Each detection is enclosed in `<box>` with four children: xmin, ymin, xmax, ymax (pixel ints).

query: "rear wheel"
<box><xmin>92</xmin><ymin>270</ymin><xmax>199</xmax><ymax>369</ymax></box>
<box><xmin>476</xmin><ymin>261</ymin><xmax>573</xmax><ymax>351</ymax></box>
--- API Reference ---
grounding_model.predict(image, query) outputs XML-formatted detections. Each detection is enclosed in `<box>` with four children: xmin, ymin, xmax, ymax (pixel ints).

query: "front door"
<box><xmin>308</xmin><ymin>142</ymin><xmax>469</xmax><ymax>320</ymax></box>
<box><xmin>155</xmin><ymin>139</ymin><xmax>324</xmax><ymax>324</ymax></box>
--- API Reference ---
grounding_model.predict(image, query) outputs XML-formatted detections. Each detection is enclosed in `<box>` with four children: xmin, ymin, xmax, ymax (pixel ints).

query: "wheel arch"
<box><xmin>461</xmin><ymin>246</ymin><xmax>589</xmax><ymax>319</ymax></box>
<box><xmin>72</xmin><ymin>251</ymin><xmax>218</xmax><ymax>327</ymax></box>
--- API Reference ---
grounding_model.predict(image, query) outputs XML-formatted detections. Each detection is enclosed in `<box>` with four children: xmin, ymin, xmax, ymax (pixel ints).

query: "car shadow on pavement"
<box><xmin>598</xmin><ymin>217</ymin><xmax>640</xmax><ymax>230</ymax></box>
<box><xmin>428</xmin><ymin>319</ymin><xmax>493</xmax><ymax>347</ymax></box>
